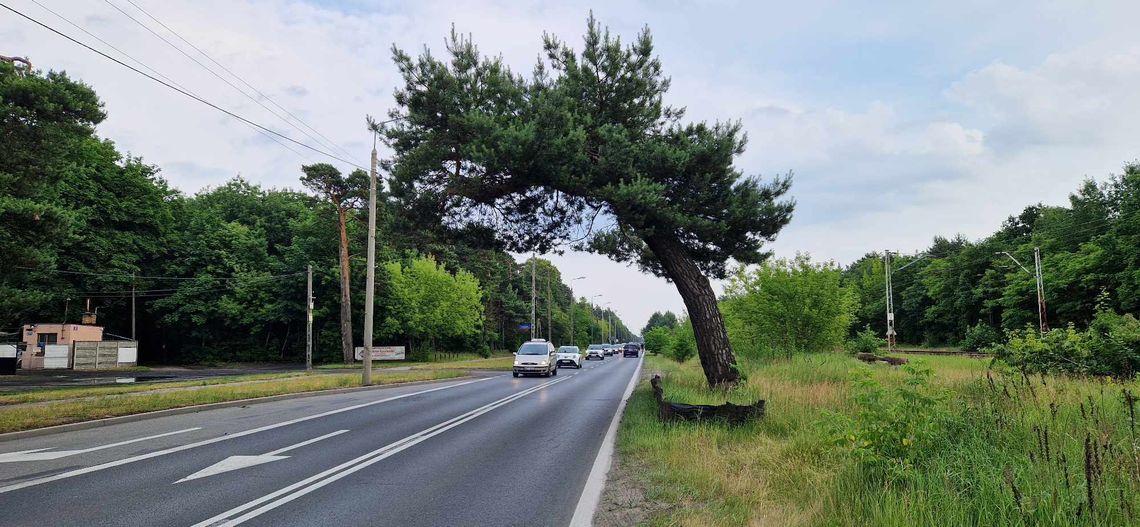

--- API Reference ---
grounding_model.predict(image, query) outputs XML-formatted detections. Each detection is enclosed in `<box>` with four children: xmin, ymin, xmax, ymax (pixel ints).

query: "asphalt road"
<box><xmin>0</xmin><ymin>354</ymin><xmax>641</xmax><ymax>527</ymax></box>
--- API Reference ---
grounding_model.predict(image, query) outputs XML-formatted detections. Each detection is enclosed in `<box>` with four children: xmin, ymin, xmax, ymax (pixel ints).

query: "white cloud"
<box><xmin>5</xmin><ymin>0</ymin><xmax>1140</xmax><ymax>333</ymax></box>
<box><xmin>947</xmin><ymin>47</ymin><xmax>1140</xmax><ymax>150</ymax></box>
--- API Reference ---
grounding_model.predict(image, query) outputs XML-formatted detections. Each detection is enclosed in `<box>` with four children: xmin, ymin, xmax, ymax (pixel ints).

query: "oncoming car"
<box><xmin>556</xmin><ymin>346</ymin><xmax>582</xmax><ymax>368</ymax></box>
<box><xmin>513</xmin><ymin>339</ymin><xmax>557</xmax><ymax>377</ymax></box>
<box><xmin>585</xmin><ymin>344</ymin><xmax>606</xmax><ymax>360</ymax></box>
<box><xmin>623</xmin><ymin>343</ymin><xmax>640</xmax><ymax>358</ymax></box>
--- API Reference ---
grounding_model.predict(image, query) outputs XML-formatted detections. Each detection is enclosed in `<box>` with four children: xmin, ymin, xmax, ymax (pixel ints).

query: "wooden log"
<box><xmin>855</xmin><ymin>352</ymin><xmax>879</xmax><ymax>363</ymax></box>
<box><xmin>855</xmin><ymin>352</ymin><xmax>908</xmax><ymax>366</ymax></box>
<box><xmin>651</xmin><ymin>374</ymin><xmax>765</xmax><ymax>424</ymax></box>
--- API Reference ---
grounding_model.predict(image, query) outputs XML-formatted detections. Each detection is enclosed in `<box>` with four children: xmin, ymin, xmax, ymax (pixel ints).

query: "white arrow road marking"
<box><xmin>193</xmin><ymin>376</ymin><xmax>571</xmax><ymax>527</ymax></box>
<box><xmin>0</xmin><ymin>428</ymin><xmax>201</xmax><ymax>463</ymax></box>
<box><xmin>0</xmin><ymin>377</ymin><xmax>488</xmax><ymax>495</ymax></box>
<box><xmin>175</xmin><ymin>430</ymin><xmax>348</xmax><ymax>483</ymax></box>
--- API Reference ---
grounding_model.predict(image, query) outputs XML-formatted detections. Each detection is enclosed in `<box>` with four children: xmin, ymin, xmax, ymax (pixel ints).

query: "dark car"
<box><xmin>623</xmin><ymin>343</ymin><xmax>640</xmax><ymax>358</ymax></box>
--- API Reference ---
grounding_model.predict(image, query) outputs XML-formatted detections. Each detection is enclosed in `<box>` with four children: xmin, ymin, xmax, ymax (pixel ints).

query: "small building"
<box><xmin>21</xmin><ymin>323</ymin><xmax>104</xmax><ymax>369</ymax></box>
<box><xmin>22</xmin><ymin>323</ymin><xmax>104</xmax><ymax>348</ymax></box>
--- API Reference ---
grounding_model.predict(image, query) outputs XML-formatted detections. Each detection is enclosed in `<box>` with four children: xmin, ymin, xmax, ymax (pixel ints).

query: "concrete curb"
<box><xmin>0</xmin><ymin>375</ymin><xmax>473</xmax><ymax>442</ymax></box>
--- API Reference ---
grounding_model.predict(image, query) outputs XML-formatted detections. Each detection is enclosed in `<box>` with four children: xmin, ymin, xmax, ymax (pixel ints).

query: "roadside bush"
<box><xmin>992</xmin><ymin>308</ymin><xmax>1140</xmax><ymax>377</ymax></box>
<box><xmin>668</xmin><ymin>321</ymin><xmax>696</xmax><ymax>363</ymax></box>
<box><xmin>961</xmin><ymin>322</ymin><xmax>1001</xmax><ymax>352</ymax></box>
<box><xmin>845</xmin><ymin>325</ymin><xmax>884</xmax><ymax>355</ymax></box>
<box><xmin>643</xmin><ymin>327</ymin><xmax>672</xmax><ymax>356</ymax></box>
<box><xmin>721</xmin><ymin>254</ymin><xmax>857</xmax><ymax>359</ymax></box>
<box><xmin>1085</xmin><ymin>309</ymin><xmax>1140</xmax><ymax>376</ymax></box>
<box><xmin>826</xmin><ymin>362</ymin><xmax>945</xmax><ymax>479</ymax></box>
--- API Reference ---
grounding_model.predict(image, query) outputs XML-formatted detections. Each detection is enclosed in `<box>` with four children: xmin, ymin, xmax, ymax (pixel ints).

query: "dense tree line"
<box><xmin>0</xmin><ymin>62</ymin><xmax>630</xmax><ymax>363</ymax></box>
<box><xmin>843</xmin><ymin>164</ymin><xmax>1140</xmax><ymax>346</ymax></box>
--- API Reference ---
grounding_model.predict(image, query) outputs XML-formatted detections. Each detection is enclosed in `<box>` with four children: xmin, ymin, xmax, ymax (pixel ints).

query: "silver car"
<box><xmin>513</xmin><ymin>340</ymin><xmax>558</xmax><ymax>377</ymax></box>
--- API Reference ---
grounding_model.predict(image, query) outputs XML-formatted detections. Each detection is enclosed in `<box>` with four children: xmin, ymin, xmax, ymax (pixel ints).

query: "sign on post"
<box><xmin>354</xmin><ymin>346</ymin><xmax>406</xmax><ymax>361</ymax></box>
<box><xmin>517</xmin><ymin>323</ymin><xmax>531</xmax><ymax>332</ymax></box>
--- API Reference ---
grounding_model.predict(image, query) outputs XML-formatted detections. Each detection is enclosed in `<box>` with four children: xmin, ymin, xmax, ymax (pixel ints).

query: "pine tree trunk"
<box><xmin>645</xmin><ymin>232</ymin><xmax>741</xmax><ymax>387</ymax></box>
<box><xmin>337</xmin><ymin>207</ymin><xmax>354</xmax><ymax>364</ymax></box>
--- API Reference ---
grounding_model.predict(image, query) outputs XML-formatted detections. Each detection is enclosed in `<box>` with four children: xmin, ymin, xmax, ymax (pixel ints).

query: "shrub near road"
<box><xmin>618</xmin><ymin>353</ymin><xmax>1140</xmax><ymax>526</ymax></box>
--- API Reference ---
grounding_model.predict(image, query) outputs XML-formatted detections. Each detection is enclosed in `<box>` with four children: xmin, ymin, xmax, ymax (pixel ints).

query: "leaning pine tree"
<box><xmin>380</xmin><ymin>15</ymin><xmax>793</xmax><ymax>387</ymax></box>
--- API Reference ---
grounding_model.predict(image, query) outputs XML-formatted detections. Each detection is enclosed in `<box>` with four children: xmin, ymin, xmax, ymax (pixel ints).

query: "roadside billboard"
<box><xmin>354</xmin><ymin>346</ymin><xmax>406</xmax><ymax>361</ymax></box>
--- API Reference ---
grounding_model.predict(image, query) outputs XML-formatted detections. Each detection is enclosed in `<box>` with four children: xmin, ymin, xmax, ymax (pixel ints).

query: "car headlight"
<box><xmin>539</xmin><ymin>360</ymin><xmax>548</xmax><ymax>366</ymax></box>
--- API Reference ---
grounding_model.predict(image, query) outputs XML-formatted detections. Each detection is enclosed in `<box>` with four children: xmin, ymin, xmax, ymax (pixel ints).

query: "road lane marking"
<box><xmin>194</xmin><ymin>376</ymin><xmax>571</xmax><ymax>527</ymax></box>
<box><xmin>0</xmin><ymin>377</ymin><xmax>489</xmax><ymax>495</ymax></box>
<box><xmin>263</xmin><ymin>429</ymin><xmax>348</xmax><ymax>456</ymax></box>
<box><xmin>176</xmin><ymin>430</ymin><xmax>349</xmax><ymax>483</ymax></box>
<box><xmin>570</xmin><ymin>356</ymin><xmax>644</xmax><ymax>527</ymax></box>
<box><xmin>0</xmin><ymin>428</ymin><xmax>201</xmax><ymax>463</ymax></box>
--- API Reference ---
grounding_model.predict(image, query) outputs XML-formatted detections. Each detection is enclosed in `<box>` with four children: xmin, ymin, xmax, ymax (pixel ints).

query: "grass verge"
<box><xmin>0</xmin><ymin>370</ymin><xmax>464</xmax><ymax>434</ymax></box>
<box><xmin>618</xmin><ymin>352</ymin><xmax>1140</xmax><ymax>526</ymax></box>
<box><xmin>0</xmin><ymin>372</ymin><xmax>314</xmax><ymax>405</ymax></box>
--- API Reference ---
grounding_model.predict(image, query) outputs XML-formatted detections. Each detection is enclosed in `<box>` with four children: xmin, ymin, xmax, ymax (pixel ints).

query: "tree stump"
<box><xmin>855</xmin><ymin>352</ymin><xmax>908</xmax><ymax>366</ymax></box>
<box><xmin>650</xmin><ymin>375</ymin><xmax>765</xmax><ymax>424</ymax></box>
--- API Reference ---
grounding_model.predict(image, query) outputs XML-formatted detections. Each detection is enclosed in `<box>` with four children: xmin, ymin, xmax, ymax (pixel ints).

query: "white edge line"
<box><xmin>73</xmin><ymin>427</ymin><xmax>203</xmax><ymax>454</ymax></box>
<box><xmin>0</xmin><ymin>377</ymin><xmax>489</xmax><ymax>495</ymax></box>
<box><xmin>568</xmin><ymin>356</ymin><xmax>643</xmax><ymax>527</ymax></box>
<box><xmin>265</xmin><ymin>429</ymin><xmax>349</xmax><ymax>456</ymax></box>
<box><xmin>195</xmin><ymin>376</ymin><xmax>571</xmax><ymax>527</ymax></box>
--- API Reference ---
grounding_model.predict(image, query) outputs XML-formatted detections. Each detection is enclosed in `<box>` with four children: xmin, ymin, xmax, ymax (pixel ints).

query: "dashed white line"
<box><xmin>0</xmin><ymin>428</ymin><xmax>201</xmax><ymax>463</ymax></box>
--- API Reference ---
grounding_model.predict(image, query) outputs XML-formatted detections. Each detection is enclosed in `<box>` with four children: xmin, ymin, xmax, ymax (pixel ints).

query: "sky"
<box><xmin>4</xmin><ymin>0</ymin><xmax>1140</xmax><ymax>333</ymax></box>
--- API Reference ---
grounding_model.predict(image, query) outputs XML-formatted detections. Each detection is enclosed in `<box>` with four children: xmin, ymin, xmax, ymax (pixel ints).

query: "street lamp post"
<box><xmin>569</xmin><ymin>276</ymin><xmax>586</xmax><ymax>348</ymax></box>
<box><xmin>604</xmin><ymin>302</ymin><xmax>613</xmax><ymax>344</ymax></box>
<box><xmin>591</xmin><ymin>294</ymin><xmax>603</xmax><ymax>343</ymax></box>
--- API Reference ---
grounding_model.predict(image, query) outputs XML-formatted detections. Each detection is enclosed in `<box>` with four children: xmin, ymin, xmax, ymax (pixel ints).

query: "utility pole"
<box><xmin>883</xmin><ymin>251</ymin><xmax>895</xmax><ymax>354</ymax></box>
<box><xmin>997</xmin><ymin>248</ymin><xmax>1048</xmax><ymax>334</ymax></box>
<box><xmin>883</xmin><ymin>251</ymin><xmax>927</xmax><ymax>353</ymax></box>
<box><xmin>545</xmin><ymin>268</ymin><xmax>552</xmax><ymax>342</ymax></box>
<box><xmin>131</xmin><ymin>273</ymin><xmax>136</xmax><ymax>342</ymax></box>
<box><xmin>362</xmin><ymin>138</ymin><xmax>378</xmax><ymax>386</ymax></box>
<box><xmin>1035</xmin><ymin>247</ymin><xmax>1049</xmax><ymax>333</ymax></box>
<box><xmin>306</xmin><ymin>264</ymin><xmax>313</xmax><ymax>372</ymax></box>
<box><xmin>531</xmin><ymin>256</ymin><xmax>536</xmax><ymax>340</ymax></box>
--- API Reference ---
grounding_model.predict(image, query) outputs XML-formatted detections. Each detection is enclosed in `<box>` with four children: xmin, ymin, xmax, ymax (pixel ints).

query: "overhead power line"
<box><xmin>1</xmin><ymin>1</ymin><xmax>367</xmax><ymax>170</ymax></box>
<box><xmin>121</xmin><ymin>0</ymin><xmax>359</xmax><ymax>163</ymax></box>
<box><xmin>102</xmin><ymin>0</ymin><xmax>355</xmax><ymax>165</ymax></box>
<box><xmin>15</xmin><ymin>266</ymin><xmax>304</xmax><ymax>282</ymax></box>
<box><xmin>24</xmin><ymin>0</ymin><xmax>312</xmax><ymax>162</ymax></box>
